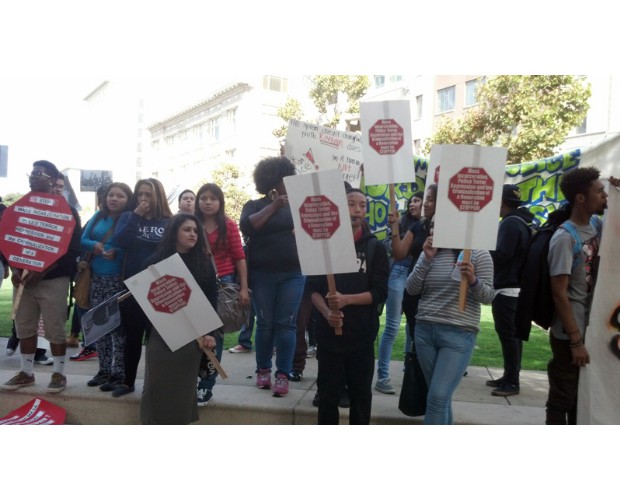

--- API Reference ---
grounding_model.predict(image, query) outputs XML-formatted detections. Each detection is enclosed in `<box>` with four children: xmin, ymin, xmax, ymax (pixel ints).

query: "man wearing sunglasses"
<box><xmin>1</xmin><ymin>160</ymin><xmax>82</xmax><ymax>394</ymax></box>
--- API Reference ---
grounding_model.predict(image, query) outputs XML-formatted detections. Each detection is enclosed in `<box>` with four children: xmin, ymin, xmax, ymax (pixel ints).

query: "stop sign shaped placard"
<box><xmin>0</xmin><ymin>192</ymin><xmax>76</xmax><ymax>272</ymax></box>
<box><xmin>368</xmin><ymin>119</ymin><xmax>404</xmax><ymax>155</ymax></box>
<box><xmin>299</xmin><ymin>195</ymin><xmax>340</xmax><ymax>240</ymax></box>
<box><xmin>448</xmin><ymin>167</ymin><xmax>494</xmax><ymax>212</ymax></box>
<box><xmin>147</xmin><ymin>275</ymin><xmax>192</xmax><ymax>314</ymax></box>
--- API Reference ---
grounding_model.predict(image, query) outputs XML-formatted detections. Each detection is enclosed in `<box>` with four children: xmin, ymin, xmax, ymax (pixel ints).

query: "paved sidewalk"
<box><xmin>0</xmin><ymin>337</ymin><xmax>548</xmax><ymax>424</ymax></box>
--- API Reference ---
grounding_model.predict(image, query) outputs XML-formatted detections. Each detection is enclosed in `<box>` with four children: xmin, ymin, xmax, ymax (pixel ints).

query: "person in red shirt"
<box><xmin>195</xmin><ymin>183</ymin><xmax>250</xmax><ymax>405</ymax></box>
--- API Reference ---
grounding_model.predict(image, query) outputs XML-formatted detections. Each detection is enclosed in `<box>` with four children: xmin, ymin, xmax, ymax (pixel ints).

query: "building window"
<box><xmin>207</xmin><ymin>117</ymin><xmax>220</xmax><ymax>141</ymax></box>
<box><xmin>415</xmin><ymin>95</ymin><xmax>423</xmax><ymax>119</ymax></box>
<box><xmin>389</xmin><ymin>75</ymin><xmax>403</xmax><ymax>83</ymax></box>
<box><xmin>374</xmin><ymin>75</ymin><xmax>385</xmax><ymax>87</ymax></box>
<box><xmin>413</xmin><ymin>139</ymin><xmax>421</xmax><ymax>155</ymax></box>
<box><xmin>437</xmin><ymin>86</ymin><xmax>455</xmax><ymax>113</ymax></box>
<box><xmin>263</xmin><ymin>76</ymin><xmax>288</xmax><ymax>92</ymax></box>
<box><xmin>575</xmin><ymin>117</ymin><xmax>587</xmax><ymax>134</ymax></box>
<box><xmin>465</xmin><ymin>78</ymin><xmax>485</xmax><ymax>107</ymax></box>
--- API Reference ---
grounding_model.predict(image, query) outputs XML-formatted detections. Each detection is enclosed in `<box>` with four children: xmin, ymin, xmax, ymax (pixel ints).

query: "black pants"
<box><xmin>546</xmin><ymin>334</ymin><xmax>579</xmax><ymax>425</ymax></box>
<box><xmin>317</xmin><ymin>343</ymin><xmax>374</xmax><ymax>425</ymax></box>
<box><xmin>491</xmin><ymin>294</ymin><xmax>522</xmax><ymax>386</ymax></box>
<box><xmin>120</xmin><ymin>295</ymin><xmax>150</xmax><ymax>387</ymax></box>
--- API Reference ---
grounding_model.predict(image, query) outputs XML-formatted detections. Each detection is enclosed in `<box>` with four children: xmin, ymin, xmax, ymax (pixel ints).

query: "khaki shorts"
<box><xmin>14</xmin><ymin>276</ymin><xmax>70</xmax><ymax>345</ymax></box>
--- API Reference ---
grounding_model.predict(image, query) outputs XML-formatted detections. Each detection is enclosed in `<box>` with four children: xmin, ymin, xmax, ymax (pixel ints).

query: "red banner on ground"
<box><xmin>0</xmin><ymin>398</ymin><xmax>66</xmax><ymax>425</ymax></box>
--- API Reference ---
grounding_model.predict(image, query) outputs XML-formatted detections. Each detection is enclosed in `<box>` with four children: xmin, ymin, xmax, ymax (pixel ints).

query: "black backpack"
<box><xmin>515</xmin><ymin>213</ymin><xmax>591</xmax><ymax>341</ymax></box>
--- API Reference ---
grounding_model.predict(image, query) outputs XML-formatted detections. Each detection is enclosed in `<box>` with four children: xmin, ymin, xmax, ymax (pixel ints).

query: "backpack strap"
<box><xmin>559</xmin><ymin>220</ymin><xmax>584</xmax><ymax>271</ymax></box>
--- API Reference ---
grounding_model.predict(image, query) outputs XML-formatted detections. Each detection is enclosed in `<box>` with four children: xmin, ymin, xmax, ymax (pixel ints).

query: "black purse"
<box><xmin>398</xmin><ymin>346</ymin><xmax>428</xmax><ymax>417</ymax></box>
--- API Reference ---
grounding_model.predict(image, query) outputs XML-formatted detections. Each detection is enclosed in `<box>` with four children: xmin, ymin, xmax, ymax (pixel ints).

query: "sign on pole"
<box><xmin>284</xmin><ymin>169</ymin><xmax>358</xmax><ymax>276</ymax></box>
<box><xmin>124</xmin><ymin>253</ymin><xmax>223</xmax><ymax>352</ymax></box>
<box><xmin>431</xmin><ymin>144</ymin><xmax>508</xmax><ymax>251</ymax></box>
<box><xmin>284</xmin><ymin>120</ymin><xmax>363</xmax><ymax>187</ymax></box>
<box><xmin>360</xmin><ymin>100</ymin><xmax>415</xmax><ymax>186</ymax></box>
<box><xmin>0</xmin><ymin>192</ymin><xmax>76</xmax><ymax>272</ymax></box>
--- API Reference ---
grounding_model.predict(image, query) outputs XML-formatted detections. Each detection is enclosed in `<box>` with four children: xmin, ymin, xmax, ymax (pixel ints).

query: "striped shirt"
<box><xmin>406</xmin><ymin>249</ymin><xmax>495</xmax><ymax>333</ymax></box>
<box><xmin>206</xmin><ymin>218</ymin><xmax>246</xmax><ymax>277</ymax></box>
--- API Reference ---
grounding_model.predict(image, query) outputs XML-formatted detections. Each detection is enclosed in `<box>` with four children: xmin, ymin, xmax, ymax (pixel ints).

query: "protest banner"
<box><xmin>124</xmin><ymin>253</ymin><xmax>226</xmax><ymax>376</ymax></box>
<box><xmin>0</xmin><ymin>398</ymin><xmax>66</xmax><ymax>425</ymax></box>
<box><xmin>284</xmin><ymin>119</ymin><xmax>363</xmax><ymax>186</ymax></box>
<box><xmin>284</xmin><ymin>169</ymin><xmax>359</xmax><ymax>335</ymax></box>
<box><xmin>578</xmin><ymin>179</ymin><xmax>620</xmax><ymax>424</ymax></box>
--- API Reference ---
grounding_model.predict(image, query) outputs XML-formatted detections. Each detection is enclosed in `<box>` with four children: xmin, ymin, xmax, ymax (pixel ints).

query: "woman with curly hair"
<box><xmin>240</xmin><ymin>156</ymin><xmax>305</xmax><ymax>397</ymax></box>
<box><xmin>140</xmin><ymin>213</ymin><xmax>219</xmax><ymax>424</ymax></box>
<box><xmin>112</xmin><ymin>178</ymin><xmax>173</xmax><ymax>397</ymax></box>
<box><xmin>194</xmin><ymin>182</ymin><xmax>249</xmax><ymax>405</ymax></box>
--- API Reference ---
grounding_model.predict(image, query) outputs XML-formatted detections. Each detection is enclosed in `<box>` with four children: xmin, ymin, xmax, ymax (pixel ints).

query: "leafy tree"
<box><xmin>424</xmin><ymin>75</ymin><xmax>591</xmax><ymax>164</ymax></box>
<box><xmin>309</xmin><ymin>75</ymin><xmax>370</xmax><ymax>128</ymax></box>
<box><xmin>0</xmin><ymin>192</ymin><xmax>24</xmax><ymax>206</ymax></box>
<box><xmin>273</xmin><ymin>97</ymin><xmax>304</xmax><ymax>139</ymax></box>
<box><xmin>202</xmin><ymin>163</ymin><xmax>251</xmax><ymax>223</ymax></box>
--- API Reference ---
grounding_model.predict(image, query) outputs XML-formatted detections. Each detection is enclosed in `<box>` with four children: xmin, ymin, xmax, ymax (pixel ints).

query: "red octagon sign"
<box><xmin>147</xmin><ymin>275</ymin><xmax>192</xmax><ymax>314</ymax></box>
<box><xmin>0</xmin><ymin>192</ymin><xmax>76</xmax><ymax>272</ymax></box>
<box><xmin>368</xmin><ymin>119</ymin><xmax>404</xmax><ymax>155</ymax></box>
<box><xmin>299</xmin><ymin>195</ymin><xmax>340</xmax><ymax>240</ymax></box>
<box><xmin>448</xmin><ymin>167</ymin><xmax>494</xmax><ymax>212</ymax></box>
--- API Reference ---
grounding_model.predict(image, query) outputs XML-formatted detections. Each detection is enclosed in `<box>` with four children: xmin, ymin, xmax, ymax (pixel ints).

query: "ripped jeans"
<box><xmin>250</xmin><ymin>270</ymin><xmax>305</xmax><ymax>376</ymax></box>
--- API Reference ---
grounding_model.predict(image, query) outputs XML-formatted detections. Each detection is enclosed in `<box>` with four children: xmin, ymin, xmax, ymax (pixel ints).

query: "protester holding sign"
<box><xmin>240</xmin><ymin>156</ymin><xmax>305</xmax><ymax>397</ymax></box>
<box><xmin>113</xmin><ymin>178</ymin><xmax>173</xmax><ymax>398</ymax></box>
<box><xmin>80</xmin><ymin>182</ymin><xmax>133</xmax><ymax>389</ymax></box>
<box><xmin>1</xmin><ymin>160</ymin><xmax>82</xmax><ymax>394</ymax></box>
<box><xmin>308</xmin><ymin>187</ymin><xmax>389</xmax><ymax>424</ymax></box>
<box><xmin>140</xmin><ymin>213</ymin><xmax>219</xmax><ymax>425</ymax></box>
<box><xmin>194</xmin><ymin>182</ymin><xmax>249</xmax><ymax>406</ymax></box>
<box><xmin>406</xmin><ymin>213</ymin><xmax>494</xmax><ymax>425</ymax></box>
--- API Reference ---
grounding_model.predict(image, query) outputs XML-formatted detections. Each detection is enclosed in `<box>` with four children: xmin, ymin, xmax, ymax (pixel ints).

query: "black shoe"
<box><xmin>87</xmin><ymin>371</ymin><xmax>110</xmax><ymax>387</ymax></box>
<box><xmin>312</xmin><ymin>391</ymin><xmax>320</xmax><ymax>407</ymax></box>
<box><xmin>112</xmin><ymin>384</ymin><xmax>135</xmax><ymax>398</ymax></box>
<box><xmin>6</xmin><ymin>334</ymin><xmax>19</xmax><ymax>356</ymax></box>
<box><xmin>491</xmin><ymin>383</ymin><xmax>520</xmax><ymax>397</ymax></box>
<box><xmin>289</xmin><ymin>371</ymin><xmax>303</xmax><ymax>382</ymax></box>
<box><xmin>100</xmin><ymin>377</ymin><xmax>123</xmax><ymax>392</ymax></box>
<box><xmin>338</xmin><ymin>388</ymin><xmax>350</xmax><ymax>409</ymax></box>
<box><xmin>485</xmin><ymin>377</ymin><xmax>505</xmax><ymax>388</ymax></box>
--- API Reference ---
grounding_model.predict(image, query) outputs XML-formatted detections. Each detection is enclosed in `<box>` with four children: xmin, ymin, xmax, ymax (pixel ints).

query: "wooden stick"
<box><xmin>458</xmin><ymin>250</ymin><xmax>472</xmax><ymax>312</ymax></box>
<box><xmin>326</xmin><ymin>273</ymin><xmax>343</xmax><ymax>336</ymax></box>
<box><xmin>11</xmin><ymin>270</ymin><xmax>28</xmax><ymax>320</ymax></box>
<box><xmin>198</xmin><ymin>340</ymin><xmax>228</xmax><ymax>379</ymax></box>
<box><xmin>388</xmin><ymin>184</ymin><xmax>397</xmax><ymax>217</ymax></box>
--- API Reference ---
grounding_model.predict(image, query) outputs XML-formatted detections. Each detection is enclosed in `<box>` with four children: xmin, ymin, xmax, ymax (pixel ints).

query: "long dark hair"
<box><xmin>149</xmin><ymin>213</ymin><xmax>214</xmax><ymax>291</ymax></box>
<box><xmin>195</xmin><ymin>183</ymin><xmax>228</xmax><ymax>252</ymax></box>
<box><xmin>130</xmin><ymin>178</ymin><xmax>173</xmax><ymax>219</ymax></box>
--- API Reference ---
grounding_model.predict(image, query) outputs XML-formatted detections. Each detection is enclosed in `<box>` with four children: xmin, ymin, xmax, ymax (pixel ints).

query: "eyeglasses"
<box><xmin>28</xmin><ymin>171</ymin><xmax>52</xmax><ymax>179</ymax></box>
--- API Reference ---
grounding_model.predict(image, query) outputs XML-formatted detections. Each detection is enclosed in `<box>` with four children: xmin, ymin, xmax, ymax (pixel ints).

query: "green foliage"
<box><xmin>0</xmin><ymin>192</ymin><xmax>24</xmax><ymax>206</ymax></box>
<box><xmin>206</xmin><ymin>163</ymin><xmax>251</xmax><ymax>223</ymax></box>
<box><xmin>424</xmin><ymin>75</ymin><xmax>591</xmax><ymax>164</ymax></box>
<box><xmin>309</xmin><ymin>75</ymin><xmax>370</xmax><ymax>128</ymax></box>
<box><xmin>273</xmin><ymin>97</ymin><xmax>304</xmax><ymax>139</ymax></box>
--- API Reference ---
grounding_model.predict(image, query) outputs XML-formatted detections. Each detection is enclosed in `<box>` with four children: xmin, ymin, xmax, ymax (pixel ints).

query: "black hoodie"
<box><xmin>307</xmin><ymin>229</ymin><xmax>389</xmax><ymax>353</ymax></box>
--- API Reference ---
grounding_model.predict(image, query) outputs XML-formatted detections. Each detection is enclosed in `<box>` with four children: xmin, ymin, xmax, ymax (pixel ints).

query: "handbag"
<box><xmin>398</xmin><ymin>346</ymin><xmax>428</xmax><ymax>417</ymax></box>
<box><xmin>205</xmin><ymin>238</ymin><xmax>252</xmax><ymax>334</ymax></box>
<box><xmin>73</xmin><ymin>222</ymin><xmax>116</xmax><ymax>310</ymax></box>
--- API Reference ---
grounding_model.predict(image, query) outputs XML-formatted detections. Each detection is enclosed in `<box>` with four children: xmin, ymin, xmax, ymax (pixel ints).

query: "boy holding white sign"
<box><xmin>308</xmin><ymin>187</ymin><xmax>389</xmax><ymax>425</ymax></box>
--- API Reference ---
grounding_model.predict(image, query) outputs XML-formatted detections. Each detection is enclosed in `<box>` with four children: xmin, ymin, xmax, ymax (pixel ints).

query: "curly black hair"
<box><xmin>559</xmin><ymin>166</ymin><xmax>600</xmax><ymax>205</ymax></box>
<box><xmin>253</xmin><ymin>156</ymin><xmax>296</xmax><ymax>195</ymax></box>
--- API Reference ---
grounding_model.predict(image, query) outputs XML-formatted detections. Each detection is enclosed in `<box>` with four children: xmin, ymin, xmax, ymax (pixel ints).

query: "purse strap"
<box><xmin>203</xmin><ymin>233</ymin><xmax>222</xmax><ymax>285</ymax></box>
<box><xmin>84</xmin><ymin>221</ymin><xmax>116</xmax><ymax>263</ymax></box>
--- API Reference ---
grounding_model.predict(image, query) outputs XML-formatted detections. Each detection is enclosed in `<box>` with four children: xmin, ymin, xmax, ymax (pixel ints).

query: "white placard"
<box><xmin>359</xmin><ymin>100</ymin><xmax>415</xmax><ymax>186</ymax></box>
<box><xmin>284</xmin><ymin>169</ymin><xmax>358</xmax><ymax>276</ymax></box>
<box><xmin>124</xmin><ymin>253</ymin><xmax>223</xmax><ymax>352</ymax></box>
<box><xmin>432</xmin><ymin>144</ymin><xmax>508</xmax><ymax>250</ymax></box>
<box><xmin>284</xmin><ymin>120</ymin><xmax>363</xmax><ymax>187</ymax></box>
<box><xmin>81</xmin><ymin>291</ymin><xmax>124</xmax><ymax>346</ymax></box>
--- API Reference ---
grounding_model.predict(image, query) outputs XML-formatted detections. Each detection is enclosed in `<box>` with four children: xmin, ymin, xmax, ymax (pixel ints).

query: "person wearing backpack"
<box><xmin>546</xmin><ymin>167</ymin><xmax>615</xmax><ymax>425</ymax></box>
<box><xmin>487</xmin><ymin>184</ymin><xmax>535</xmax><ymax>397</ymax></box>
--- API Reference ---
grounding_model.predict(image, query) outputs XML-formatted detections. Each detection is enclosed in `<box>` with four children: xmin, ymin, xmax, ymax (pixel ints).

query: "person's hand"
<box><xmin>102</xmin><ymin>249</ymin><xmax>116</xmax><ymax>260</ymax></box>
<box><xmin>571</xmin><ymin>344</ymin><xmax>590</xmax><ymax>367</ymax></box>
<box><xmin>201</xmin><ymin>335</ymin><xmax>216</xmax><ymax>350</ymax></box>
<box><xmin>93</xmin><ymin>242</ymin><xmax>105</xmax><ymax>255</ymax></box>
<box><xmin>325</xmin><ymin>309</ymin><xmax>344</xmax><ymax>329</ymax></box>
<box><xmin>460</xmin><ymin>261</ymin><xmax>477</xmax><ymax>286</ymax></box>
<box><xmin>422</xmin><ymin>235</ymin><xmax>437</xmax><ymax>260</ymax></box>
<box><xmin>22</xmin><ymin>270</ymin><xmax>45</xmax><ymax>287</ymax></box>
<box><xmin>387</xmin><ymin>212</ymin><xmax>399</xmax><ymax>226</ymax></box>
<box><xmin>238</xmin><ymin>287</ymin><xmax>250</xmax><ymax>307</ymax></box>
<box><xmin>134</xmin><ymin>201</ymin><xmax>150</xmax><ymax>216</ymax></box>
<box><xmin>11</xmin><ymin>271</ymin><xmax>22</xmax><ymax>287</ymax></box>
<box><xmin>271</xmin><ymin>193</ymin><xmax>288</xmax><ymax>209</ymax></box>
<box><xmin>326</xmin><ymin>291</ymin><xmax>347</xmax><ymax>310</ymax></box>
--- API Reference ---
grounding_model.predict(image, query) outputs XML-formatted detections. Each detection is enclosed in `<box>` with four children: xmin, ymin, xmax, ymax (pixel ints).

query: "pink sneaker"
<box><xmin>256</xmin><ymin>369</ymin><xmax>271</xmax><ymax>389</ymax></box>
<box><xmin>272</xmin><ymin>373</ymin><xmax>289</xmax><ymax>397</ymax></box>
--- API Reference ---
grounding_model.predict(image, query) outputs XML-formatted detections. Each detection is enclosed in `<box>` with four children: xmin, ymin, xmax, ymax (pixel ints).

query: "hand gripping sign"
<box><xmin>124</xmin><ymin>253</ymin><xmax>227</xmax><ymax>377</ymax></box>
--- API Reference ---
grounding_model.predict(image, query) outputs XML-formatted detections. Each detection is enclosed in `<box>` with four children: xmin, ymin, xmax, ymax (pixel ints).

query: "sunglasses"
<box><xmin>28</xmin><ymin>171</ymin><xmax>52</xmax><ymax>179</ymax></box>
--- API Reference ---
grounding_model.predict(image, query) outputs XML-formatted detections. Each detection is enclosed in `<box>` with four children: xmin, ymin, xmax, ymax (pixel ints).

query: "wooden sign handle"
<box><xmin>327</xmin><ymin>274</ymin><xmax>343</xmax><ymax>336</ymax></box>
<box><xmin>11</xmin><ymin>270</ymin><xmax>28</xmax><ymax>320</ymax></box>
<box><xmin>389</xmin><ymin>184</ymin><xmax>397</xmax><ymax>216</ymax></box>
<box><xmin>458</xmin><ymin>250</ymin><xmax>472</xmax><ymax>312</ymax></box>
<box><xmin>198</xmin><ymin>341</ymin><xmax>228</xmax><ymax>379</ymax></box>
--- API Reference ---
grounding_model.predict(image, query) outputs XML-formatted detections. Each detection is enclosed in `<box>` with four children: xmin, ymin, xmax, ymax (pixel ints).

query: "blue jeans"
<box><xmin>414</xmin><ymin>321</ymin><xmax>477</xmax><ymax>425</ymax></box>
<box><xmin>236</xmin><ymin>308</ymin><xmax>255</xmax><ymax>349</ymax></box>
<box><xmin>376</xmin><ymin>264</ymin><xmax>408</xmax><ymax>380</ymax></box>
<box><xmin>250</xmin><ymin>270</ymin><xmax>305</xmax><ymax>376</ymax></box>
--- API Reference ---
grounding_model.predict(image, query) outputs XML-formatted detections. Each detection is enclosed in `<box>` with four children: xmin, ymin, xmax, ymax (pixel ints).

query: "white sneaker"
<box><xmin>228</xmin><ymin>345</ymin><xmax>251</xmax><ymax>354</ymax></box>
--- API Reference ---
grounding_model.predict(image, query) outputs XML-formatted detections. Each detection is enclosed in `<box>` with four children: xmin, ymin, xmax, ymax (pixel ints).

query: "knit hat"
<box><xmin>502</xmin><ymin>184</ymin><xmax>522</xmax><ymax>208</ymax></box>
